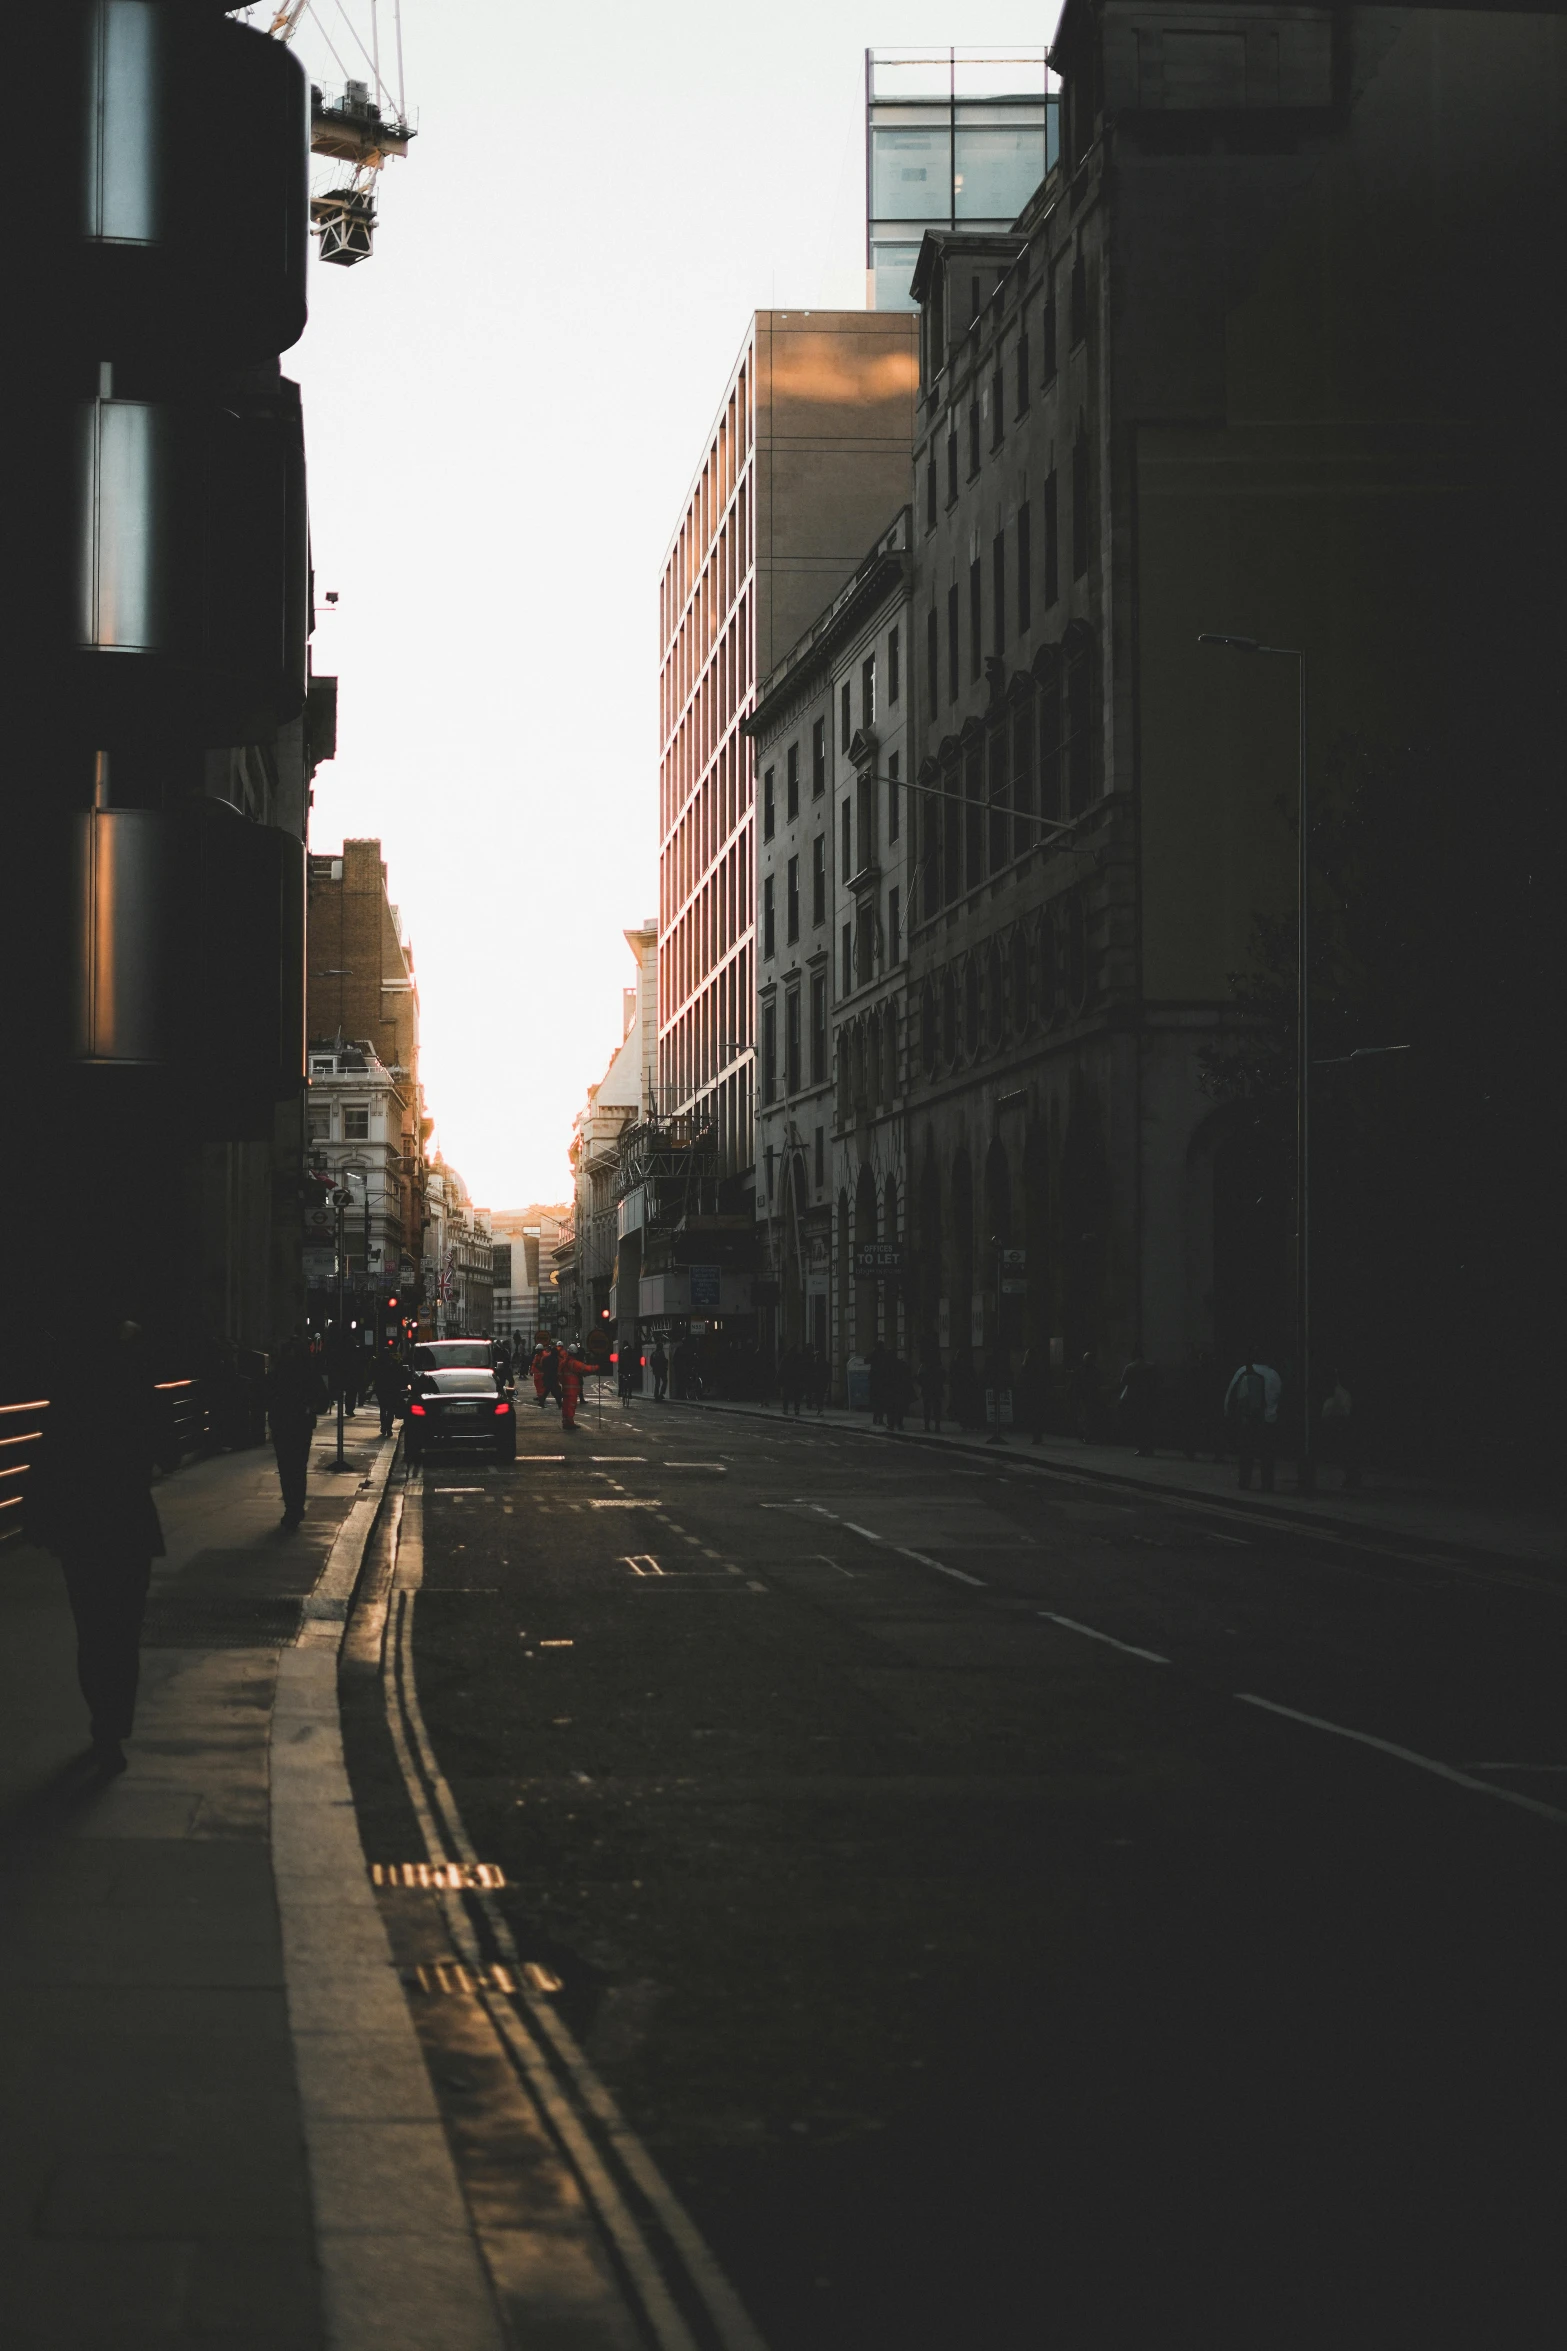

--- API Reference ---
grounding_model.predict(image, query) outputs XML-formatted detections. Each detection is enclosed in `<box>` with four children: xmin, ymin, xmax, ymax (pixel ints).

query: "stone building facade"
<box><xmin>749</xmin><ymin>512</ymin><xmax>913</xmax><ymax>1390</ymax></box>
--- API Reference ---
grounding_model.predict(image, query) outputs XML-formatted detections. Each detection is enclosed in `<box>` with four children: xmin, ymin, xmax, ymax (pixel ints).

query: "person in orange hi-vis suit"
<box><xmin>557</xmin><ymin>1348</ymin><xmax>594</xmax><ymax>1431</ymax></box>
<box><xmin>531</xmin><ymin>1342</ymin><xmax>552</xmax><ymax>1409</ymax></box>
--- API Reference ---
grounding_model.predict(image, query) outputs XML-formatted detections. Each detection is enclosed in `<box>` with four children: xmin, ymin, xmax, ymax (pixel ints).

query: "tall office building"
<box><xmin>656</xmin><ymin>312</ymin><xmax>917</xmax><ymax>1193</ymax></box>
<box><xmin>865</xmin><ymin>47</ymin><xmax>1058</xmax><ymax>310</ymax></box>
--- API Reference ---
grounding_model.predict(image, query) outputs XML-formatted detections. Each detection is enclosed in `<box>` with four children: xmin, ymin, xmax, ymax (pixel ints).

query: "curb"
<box><xmin>270</xmin><ymin>1440</ymin><xmax>507</xmax><ymax>2351</ymax></box>
<box><xmin>663</xmin><ymin>1397</ymin><xmax>1555</xmax><ymax>1578</ymax></box>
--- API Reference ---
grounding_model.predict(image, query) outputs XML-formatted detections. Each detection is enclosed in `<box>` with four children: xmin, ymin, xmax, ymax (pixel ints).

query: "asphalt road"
<box><xmin>342</xmin><ymin>1396</ymin><xmax>1567</xmax><ymax>2349</ymax></box>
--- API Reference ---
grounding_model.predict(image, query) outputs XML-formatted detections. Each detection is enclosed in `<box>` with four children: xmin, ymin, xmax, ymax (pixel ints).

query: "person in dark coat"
<box><xmin>919</xmin><ymin>1354</ymin><xmax>943</xmax><ymax>1432</ymax></box>
<box><xmin>267</xmin><ymin>1335</ymin><xmax>327</xmax><ymax>1531</ymax></box>
<box><xmin>1017</xmin><ymin>1346</ymin><xmax>1048</xmax><ymax>1445</ymax></box>
<box><xmin>372</xmin><ymin>1349</ymin><xmax>407</xmax><ymax>1439</ymax></box>
<box><xmin>868</xmin><ymin>1341</ymin><xmax>891</xmax><ymax>1426</ymax></box>
<box><xmin>27</xmin><ymin>1320</ymin><xmax>165</xmax><ymax>1776</ymax></box>
<box><xmin>1117</xmin><ymin>1354</ymin><xmax>1158</xmax><ymax>1456</ymax></box>
<box><xmin>778</xmin><ymin>1344</ymin><xmax>805</xmax><ymax>1417</ymax></box>
<box><xmin>649</xmin><ymin>1340</ymin><xmax>669</xmax><ymax>1402</ymax></box>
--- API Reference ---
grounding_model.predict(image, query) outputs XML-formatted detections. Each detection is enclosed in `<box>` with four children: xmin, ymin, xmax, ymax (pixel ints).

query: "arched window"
<box><xmin>921</xmin><ymin>981</ymin><xmax>938</xmax><ymax>1077</ymax></box>
<box><xmin>987</xmin><ymin>942</ymin><xmax>1006</xmax><ymax>1047</ymax></box>
<box><xmin>941</xmin><ymin>967</ymin><xmax>958</xmax><ymax>1065</ymax></box>
<box><xmin>963</xmin><ymin>960</ymin><xmax>981</xmax><ymax>1058</ymax></box>
<box><xmin>1011</xmin><ymin>925</ymin><xmax>1031</xmax><ymax>1030</ymax></box>
<box><xmin>1038</xmin><ymin>659</ymin><xmax>1062</xmax><ymax>823</ymax></box>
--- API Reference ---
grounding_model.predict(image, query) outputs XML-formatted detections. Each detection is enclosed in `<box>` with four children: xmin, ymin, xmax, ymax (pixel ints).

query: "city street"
<box><xmin>342</xmin><ymin>1402</ymin><xmax>1567</xmax><ymax>2347</ymax></box>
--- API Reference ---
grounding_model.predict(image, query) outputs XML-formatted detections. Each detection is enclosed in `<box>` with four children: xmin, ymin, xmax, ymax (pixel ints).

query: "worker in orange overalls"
<box><xmin>557</xmin><ymin>1346</ymin><xmax>594</xmax><ymax>1431</ymax></box>
<box><xmin>531</xmin><ymin>1342</ymin><xmax>552</xmax><ymax>1409</ymax></box>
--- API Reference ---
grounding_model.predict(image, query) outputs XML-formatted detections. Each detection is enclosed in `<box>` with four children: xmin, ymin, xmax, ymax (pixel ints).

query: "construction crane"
<box><xmin>263</xmin><ymin>1</ymin><xmax>415</xmax><ymax>266</ymax></box>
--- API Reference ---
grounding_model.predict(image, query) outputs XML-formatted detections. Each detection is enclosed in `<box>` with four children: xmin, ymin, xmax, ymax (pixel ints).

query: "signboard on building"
<box><xmin>689</xmin><ymin>1264</ymin><xmax>721</xmax><ymax>1308</ymax></box>
<box><xmin>854</xmin><ymin>1243</ymin><xmax>904</xmax><ymax>1276</ymax></box>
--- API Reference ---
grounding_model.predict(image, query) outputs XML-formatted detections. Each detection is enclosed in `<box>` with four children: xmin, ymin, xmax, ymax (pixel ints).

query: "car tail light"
<box><xmin>494</xmin><ymin>1401</ymin><xmax>510</xmax><ymax>1416</ymax></box>
<box><xmin>409</xmin><ymin>1402</ymin><xmax>426</xmax><ymax>1417</ymax></box>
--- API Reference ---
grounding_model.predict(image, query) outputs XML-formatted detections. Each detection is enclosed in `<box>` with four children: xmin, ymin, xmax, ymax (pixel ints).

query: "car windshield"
<box><xmin>421</xmin><ymin>1369</ymin><xmax>500</xmax><ymax>1392</ymax></box>
<box><xmin>412</xmin><ymin>1343</ymin><xmax>492</xmax><ymax>1370</ymax></box>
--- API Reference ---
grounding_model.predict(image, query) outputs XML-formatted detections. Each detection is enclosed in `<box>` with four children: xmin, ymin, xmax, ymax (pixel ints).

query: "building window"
<box><xmin>840</xmin><ymin>679</ymin><xmax>852</xmax><ymax>750</ymax></box>
<box><xmin>861</xmin><ymin>652</ymin><xmax>875</xmax><ymax>730</ymax></box>
<box><xmin>1071</xmin><ymin>247</ymin><xmax>1087</xmax><ymax>346</ymax></box>
<box><xmin>888</xmin><ymin>749</ymin><xmax>900</xmax><ymax>843</ymax></box>
<box><xmin>1017</xmin><ymin>503</ymin><xmax>1032</xmax><ymax>635</ymax></box>
<box><xmin>1040</xmin><ymin>666</ymin><xmax>1063</xmax><ymax>820</ymax></box>
<box><xmin>1044</xmin><ymin>285</ymin><xmax>1057</xmax><ymax>377</ymax></box>
<box><xmin>964</xmin><ymin>960</ymin><xmax>981</xmax><ymax>1056</ymax></box>
<box><xmin>785</xmin><ymin>986</ymin><xmax>801</xmax><ymax>1094</ymax></box>
<box><xmin>308</xmin><ymin>1106</ymin><xmax>330</xmax><ymax>1142</ymax></box>
<box><xmin>941</xmin><ymin>967</ymin><xmax>958</xmax><ymax>1063</ymax></box>
<box><xmin>946</xmin><ymin>585</ymin><xmax>959</xmax><ymax>703</ymax></box>
<box><xmin>814</xmin><ymin>1125</ymin><xmax>825</xmax><ymax>1188</ymax></box>
<box><xmin>1072</xmin><ymin>426</ymin><xmax>1090</xmax><ymax>580</ymax></box>
<box><xmin>763</xmin><ymin>873</ymin><xmax>776</xmax><ymax>959</ymax></box>
<box><xmin>762</xmin><ymin>767</ymin><xmax>775</xmax><ymax>841</ymax></box>
<box><xmin>992</xmin><ymin>530</ymin><xmax>1006</xmax><ymax>653</ymax></box>
<box><xmin>888</xmin><ymin>884</ymin><xmax>901</xmax><ymax>964</ymax></box>
<box><xmin>811</xmin><ymin>833</ymin><xmax>826</xmax><ymax>926</ymax></box>
<box><xmin>786</xmin><ymin>853</ymin><xmax>800</xmax><ymax>943</ymax></box>
<box><xmin>988</xmin><ymin>943</ymin><xmax>1006</xmax><ymax>1047</ymax></box>
<box><xmin>1066</xmin><ymin>638</ymin><xmax>1093</xmax><ymax>813</ymax></box>
<box><xmin>969</xmin><ymin>559</ymin><xmax>982</xmax><ymax>683</ymax></box>
<box><xmin>761</xmin><ymin>1001</ymin><xmax>777</xmax><ymax>1103</ymax></box>
<box><xmin>946</xmin><ymin>426</ymin><xmax>958</xmax><ymax>505</ymax></box>
<box><xmin>1044</xmin><ymin>469</ymin><xmax>1059</xmax><ymax>605</ymax></box>
<box><xmin>1011</xmin><ymin>685</ymin><xmax>1036</xmax><ymax>857</ymax></box>
<box><xmin>812</xmin><ymin>716</ymin><xmax>826</xmax><ymax>796</ymax></box>
<box><xmin>991</xmin><ymin>367</ymin><xmax>1004</xmax><ymax>449</ymax></box>
<box><xmin>344</xmin><ymin>1106</ymin><xmax>369</xmax><ymax>1140</ymax></box>
<box><xmin>311</xmin><ymin>1057</ymin><xmax>334</xmax><ymax>1076</ymax></box>
<box><xmin>810</xmin><ymin>973</ymin><xmax>827</xmax><ymax>1082</ymax></box>
<box><xmin>1011</xmin><ymin>923</ymin><xmax>1032</xmax><ymax>1028</ymax></box>
<box><xmin>1016</xmin><ymin>328</ymin><xmax>1030</xmax><ymax>414</ymax></box>
<box><xmin>841</xmin><ymin>920</ymin><xmax>853</xmax><ymax>996</ymax></box>
<box><xmin>841</xmin><ymin>797</ymin><xmax>852</xmax><ymax>878</ymax></box>
<box><xmin>786</xmin><ymin>743</ymin><xmax>799</xmax><ymax>821</ymax></box>
<box><xmin>964</xmin><ymin>743</ymin><xmax>984</xmax><ymax>892</ymax></box>
<box><xmin>926</xmin><ymin>608</ymin><xmax>939</xmax><ymax>715</ymax></box>
<box><xmin>988</xmin><ymin>724</ymin><xmax>1009</xmax><ymax>873</ymax></box>
<box><xmin>968</xmin><ymin>402</ymin><xmax>980</xmax><ymax>478</ymax></box>
<box><xmin>922</xmin><ymin>981</ymin><xmax>938</xmax><ymax>1075</ymax></box>
<box><xmin>888</xmin><ymin>625</ymin><xmax>900</xmax><ymax>706</ymax></box>
<box><xmin>925</xmin><ymin>450</ymin><xmax>937</xmax><ymax>532</ymax></box>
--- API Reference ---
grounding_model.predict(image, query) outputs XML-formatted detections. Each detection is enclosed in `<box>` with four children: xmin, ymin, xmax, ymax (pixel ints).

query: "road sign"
<box><xmin>1001</xmin><ymin>1278</ymin><xmax>1028</xmax><ymax>1296</ymax></box>
<box><xmin>1000</xmin><ymin>1248</ymin><xmax>1026</xmax><ymax>1272</ymax></box>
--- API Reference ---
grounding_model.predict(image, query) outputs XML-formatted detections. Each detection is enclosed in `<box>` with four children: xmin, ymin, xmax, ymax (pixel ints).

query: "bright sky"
<box><xmin>263</xmin><ymin>1</ymin><xmax>1059</xmax><ymax>1209</ymax></box>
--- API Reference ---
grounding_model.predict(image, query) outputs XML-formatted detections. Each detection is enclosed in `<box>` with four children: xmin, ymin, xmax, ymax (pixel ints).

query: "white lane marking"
<box><xmin>520</xmin><ymin>1455</ymin><xmax>567</xmax><ymax>1463</ymax></box>
<box><xmin>592</xmin><ymin>1456</ymin><xmax>646</xmax><ymax>1462</ymax></box>
<box><xmin>1235</xmin><ymin>1695</ymin><xmax>1567</xmax><ymax>1826</ymax></box>
<box><xmin>747</xmin><ymin>1580</ymin><xmax>768</xmax><ymax>1592</ymax></box>
<box><xmin>1467</xmin><ymin>1762</ymin><xmax>1567</xmax><ymax>1774</ymax></box>
<box><xmin>842</xmin><ymin>1521</ymin><xmax>988</xmax><ymax>1589</ymax></box>
<box><xmin>434</xmin><ymin>1486</ymin><xmax>485</xmax><ymax>1494</ymax></box>
<box><xmin>385</xmin><ymin>1600</ymin><xmax>765</xmax><ymax>2349</ymax></box>
<box><xmin>1038</xmin><ymin>1611</ymin><xmax>1170</xmax><ymax>1664</ymax></box>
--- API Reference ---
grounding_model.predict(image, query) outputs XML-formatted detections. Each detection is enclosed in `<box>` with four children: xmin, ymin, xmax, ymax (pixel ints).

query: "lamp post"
<box><xmin>1198</xmin><ymin>632</ymin><xmax>1314</xmax><ymax>1493</ymax></box>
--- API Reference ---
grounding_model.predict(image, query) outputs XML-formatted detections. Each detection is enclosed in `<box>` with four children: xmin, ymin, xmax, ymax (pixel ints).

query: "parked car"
<box><xmin>405</xmin><ymin>1339</ymin><xmax>515</xmax><ymax>1464</ymax></box>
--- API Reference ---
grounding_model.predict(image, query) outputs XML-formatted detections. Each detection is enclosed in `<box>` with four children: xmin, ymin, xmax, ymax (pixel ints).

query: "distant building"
<box><xmin>304</xmin><ymin>1039</ymin><xmax>412</xmax><ymax>1353</ymax></box>
<box><xmin>423</xmin><ymin>1157</ymin><xmax>492</xmax><ymax>1337</ymax></box>
<box><xmin>865</xmin><ymin>47</ymin><xmax>1057</xmax><ymax>311</ymax></box>
<box><xmin>561</xmin><ymin>925</ymin><xmax>658</xmax><ymax>1349</ymax></box>
<box><xmin>748</xmin><ymin>510</ymin><xmax>912</xmax><ymax>1391</ymax></box>
<box><xmin>307</xmin><ymin>839</ymin><xmax>428</xmax><ymax>1310</ymax></box>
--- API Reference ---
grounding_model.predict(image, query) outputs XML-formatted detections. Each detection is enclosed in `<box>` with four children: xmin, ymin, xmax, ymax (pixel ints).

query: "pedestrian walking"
<box><xmin>886</xmin><ymin>1355</ymin><xmax>913</xmax><ymax>1433</ymax></box>
<box><xmin>1224</xmin><ymin>1354</ymin><xmax>1282</xmax><ymax>1491</ymax></box>
<box><xmin>372</xmin><ymin>1348</ymin><xmax>406</xmax><ymax>1439</ymax></box>
<box><xmin>804</xmin><ymin>1345</ymin><xmax>827</xmax><ymax>1414</ymax></box>
<box><xmin>266</xmin><ymin>1333</ymin><xmax>328</xmax><ymax>1529</ymax></box>
<box><xmin>919</xmin><ymin>1354</ymin><xmax>943</xmax><ymax>1432</ymax></box>
<box><xmin>868</xmin><ymin>1341</ymin><xmax>891</xmax><ymax>1427</ymax></box>
<box><xmin>650</xmin><ymin>1339</ymin><xmax>669</xmax><ymax>1402</ymax></box>
<box><xmin>1321</xmin><ymin>1371</ymin><xmax>1362</xmax><ymax>1490</ymax></box>
<box><xmin>618</xmin><ymin>1351</ymin><xmax>638</xmax><ymax>1407</ymax></box>
<box><xmin>557</xmin><ymin>1346</ymin><xmax>593</xmax><ymax>1432</ymax></box>
<box><xmin>1117</xmin><ymin>1353</ymin><xmax>1158</xmax><ymax>1456</ymax></box>
<box><xmin>778</xmin><ymin>1344</ymin><xmax>805</xmax><ymax>1417</ymax></box>
<box><xmin>26</xmin><ymin>1319</ymin><xmax>166</xmax><ymax>1777</ymax></box>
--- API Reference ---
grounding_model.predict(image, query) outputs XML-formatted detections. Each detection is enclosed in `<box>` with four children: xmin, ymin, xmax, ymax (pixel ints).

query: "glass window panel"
<box><xmin>953</xmin><ymin>125</ymin><xmax>1049</xmax><ymax>221</ymax></box>
<box><xmin>871</xmin><ymin>126</ymin><xmax>953</xmax><ymax>221</ymax></box>
<box><xmin>872</xmin><ymin>243</ymin><xmax>922</xmax><ymax>311</ymax></box>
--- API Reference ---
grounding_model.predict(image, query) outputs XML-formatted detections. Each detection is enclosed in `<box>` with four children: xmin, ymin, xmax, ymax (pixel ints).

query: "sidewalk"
<box><xmin>0</xmin><ymin>1411</ymin><xmax>501</xmax><ymax>2350</ymax></box>
<box><xmin>669</xmin><ymin>1396</ymin><xmax>1565</xmax><ymax>1573</ymax></box>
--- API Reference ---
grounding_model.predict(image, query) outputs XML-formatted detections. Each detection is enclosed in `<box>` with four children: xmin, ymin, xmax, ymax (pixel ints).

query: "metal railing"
<box><xmin>0</xmin><ymin>1375</ymin><xmax>255</xmax><ymax>1547</ymax></box>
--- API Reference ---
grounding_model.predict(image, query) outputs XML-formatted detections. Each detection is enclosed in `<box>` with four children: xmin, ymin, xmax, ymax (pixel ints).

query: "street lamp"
<box><xmin>1198</xmin><ymin>631</ymin><xmax>1315</xmax><ymax>1493</ymax></box>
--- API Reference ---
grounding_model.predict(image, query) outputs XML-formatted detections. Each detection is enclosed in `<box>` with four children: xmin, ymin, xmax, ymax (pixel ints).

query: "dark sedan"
<box><xmin>404</xmin><ymin>1340</ymin><xmax>515</xmax><ymax>1464</ymax></box>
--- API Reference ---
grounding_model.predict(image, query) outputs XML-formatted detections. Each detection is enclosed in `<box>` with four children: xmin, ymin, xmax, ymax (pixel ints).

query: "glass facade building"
<box><xmin>866</xmin><ymin>48</ymin><xmax>1059</xmax><ymax>311</ymax></box>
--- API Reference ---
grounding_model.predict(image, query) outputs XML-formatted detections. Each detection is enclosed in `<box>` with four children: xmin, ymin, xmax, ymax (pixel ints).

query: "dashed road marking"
<box><xmin>1236</xmin><ymin>1694</ymin><xmax>1567</xmax><ymax>1826</ymax></box>
<box><xmin>1038</xmin><ymin>1611</ymin><xmax>1170</xmax><ymax>1664</ymax></box>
